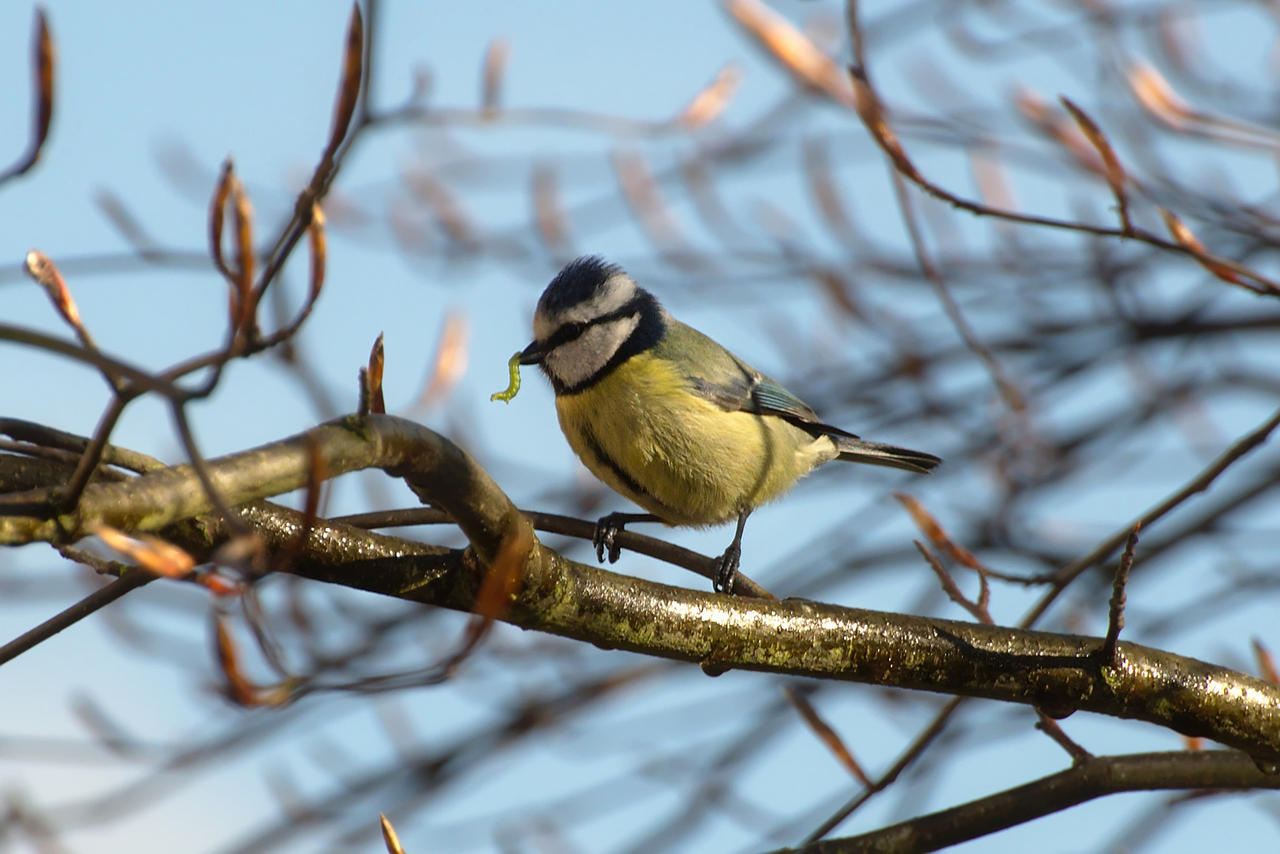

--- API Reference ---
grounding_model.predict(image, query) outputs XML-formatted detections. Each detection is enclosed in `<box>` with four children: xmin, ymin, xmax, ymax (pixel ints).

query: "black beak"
<box><xmin>518</xmin><ymin>340</ymin><xmax>546</xmax><ymax>366</ymax></box>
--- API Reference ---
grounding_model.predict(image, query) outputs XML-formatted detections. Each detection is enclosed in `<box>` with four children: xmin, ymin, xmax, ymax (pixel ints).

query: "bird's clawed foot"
<box><xmin>713</xmin><ymin>508</ymin><xmax>752</xmax><ymax>594</ymax></box>
<box><xmin>713</xmin><ymin>541</ymin><xmax>742</xmax><ymax>594</ymax></box>
<box><xmin>592</xmin><ymin>512</ymin><xmax>632</xmax><ymax>563</ymax></box>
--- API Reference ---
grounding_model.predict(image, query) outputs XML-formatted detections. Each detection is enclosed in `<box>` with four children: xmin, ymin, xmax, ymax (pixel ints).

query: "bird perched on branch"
<box><xmin>515</xmin><ymin>256</ymin><xmax>940</xmax><ymax>593</ymax></box>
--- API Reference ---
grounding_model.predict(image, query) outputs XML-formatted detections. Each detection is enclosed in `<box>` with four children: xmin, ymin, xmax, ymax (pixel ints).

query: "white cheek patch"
<box><xmin>544</xmin><ymin>313</ymin><xmax>641</xmax><ymax>388</ymax></box>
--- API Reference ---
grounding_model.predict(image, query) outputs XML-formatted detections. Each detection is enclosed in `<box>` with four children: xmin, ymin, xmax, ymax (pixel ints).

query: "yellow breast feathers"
<box><xmin>553</xmin><ymin>352</ymin><xmax>838</xmax><ymax>526</ymax></box>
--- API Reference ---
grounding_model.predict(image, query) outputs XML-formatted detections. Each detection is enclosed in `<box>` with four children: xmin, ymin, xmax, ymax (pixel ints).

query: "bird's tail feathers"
<box><xmin>833</xmin><ymin>436</ymin><xmax>941</xmax><ymax>474</ymax></box>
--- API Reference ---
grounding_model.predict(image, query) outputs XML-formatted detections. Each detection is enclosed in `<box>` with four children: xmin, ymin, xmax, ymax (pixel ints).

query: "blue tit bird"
<box><xmin>517</xmin><ymin>256</ymin><xmax>940</xmax><ymax>593</ymax></box>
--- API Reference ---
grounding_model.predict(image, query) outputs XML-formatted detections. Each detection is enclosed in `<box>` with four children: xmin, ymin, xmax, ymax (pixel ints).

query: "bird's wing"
<box><xmin>657</xmin><ymin>320</ymin><xmax>941</xmax><ymax>473</ymax></box>
<box><xmin>746</xmin><ymin>374</ymin><xmax>827</xmax><ymax>423</ymax></box>
<box><xmin>662</xmin><ymin>320</ymin><xmax>847</xmax><ymax>433</ymax></box>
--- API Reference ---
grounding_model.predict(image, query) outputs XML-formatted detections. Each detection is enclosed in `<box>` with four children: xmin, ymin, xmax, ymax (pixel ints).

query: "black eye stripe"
<box><xmin>542</xmin><ymin>322</ymin><xmax>588</xmax><ymax>352</ymax></box>
<box><xmin>539</xmin><ymin>289</ymin><xmax>664</xmax><ymax>395</ymax></box>
<box><xmin>543</xmin><ymin>297</ymin><xmax>645</xmax><ymax>351</ymax></box>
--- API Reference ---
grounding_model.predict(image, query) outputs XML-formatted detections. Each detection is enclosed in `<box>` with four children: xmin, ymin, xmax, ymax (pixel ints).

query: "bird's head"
<box><xmin>520</xmin><ymin>256</ymin><xmax>664</xmax><ymax>394</ymax></box>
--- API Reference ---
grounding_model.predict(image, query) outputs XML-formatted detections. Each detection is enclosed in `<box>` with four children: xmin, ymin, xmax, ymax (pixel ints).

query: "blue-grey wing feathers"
<box><xmin>665</xmin><ymin>320</ymin><xmax>940</xmax><ymax>475</ymax></box>
<box><xmin>746</xmin><ymin>376</ymin><xmax>822</xmax><ymax>424</ymax></box>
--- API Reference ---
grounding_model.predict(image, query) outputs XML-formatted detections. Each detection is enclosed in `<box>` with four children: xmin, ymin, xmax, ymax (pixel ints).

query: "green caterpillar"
<box><xmin>490</xmin><ymin>351</ymin><xmax>523</xmax><ymax>403</ymax></box>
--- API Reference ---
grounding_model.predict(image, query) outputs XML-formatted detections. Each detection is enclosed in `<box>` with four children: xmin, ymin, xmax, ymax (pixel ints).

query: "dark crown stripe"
<box><xmin>539</xmin><ymin>256</ymin><xmax>623</xmax><ymax>314</ymax></box>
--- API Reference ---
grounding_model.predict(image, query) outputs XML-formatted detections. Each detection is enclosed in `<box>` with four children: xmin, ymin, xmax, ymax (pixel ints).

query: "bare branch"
<box><xmin>0</xmin><ymin>9</ymin><xmax>54</xmax><ymax>184</ymax></box>
<box><xmin>1101</xmin><ymin>526</ymin><xmax>1140</xmax><ymax>667</ymax></box>
<box><xmin>3</xmin><ymin>417</ymin><xmax>1278</xmax><ymax>759</ymax></box>
<box><xmin>798</xmin><ymin>751</ymin><xmax>1280</xmax><ymax>853</ymax></box>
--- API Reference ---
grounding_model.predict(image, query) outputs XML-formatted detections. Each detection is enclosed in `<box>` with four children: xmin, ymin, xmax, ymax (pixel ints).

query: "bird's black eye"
<box><xmin>544</xmin><ymin>320</ymin><xmax>589</xmax><ymax>351</ymax></box>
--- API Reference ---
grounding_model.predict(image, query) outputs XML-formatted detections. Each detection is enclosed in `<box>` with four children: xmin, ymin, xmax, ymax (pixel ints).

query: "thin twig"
<box><xmin>1100</xmin><ymin>526</ymin><xmax>1140</xmax><ymax>667</ymax></box>
<box><xmin>1035</xmin><ymin>712</ymin><xmax>1092</xmax><ymax>763</ymax></box>
<box><xmin>802</xmin><ymin>697</ymin><xmax>967</xmax><ymax>842</ymax></box>
<box><xmin>1022</xmin><ymin>406</ymin><xmax>1280</xmax><ymax>628</ymax></box>
<box><xmin>914</xmin><ymin>540</ymin><xmax>993</xmax><ymax>624</ymax></box>
<box><xmin>0</xmin><ymin>572</ymin><xmax>153</xmax><ymax>666</ymax></box>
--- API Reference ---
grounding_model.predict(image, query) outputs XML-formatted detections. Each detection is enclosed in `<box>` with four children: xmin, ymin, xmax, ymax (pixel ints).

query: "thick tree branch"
<box><xmin>0</xmin><ymin>414</ymin><xmax>523</xmax><ymax>567</ymax></box>
<box><xmin>2</xmin><ymin>415</ymin><xmax>1279</xmax><ymax>761</ymax></box>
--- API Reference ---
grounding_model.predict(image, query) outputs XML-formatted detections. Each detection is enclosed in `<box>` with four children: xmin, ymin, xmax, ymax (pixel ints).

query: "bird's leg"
<box><xmin>593</xmin><ymin>512</ymin><xmax>663</xmax><ymax>564</ymax></box>
<box><xmin>713</xmin><ymin>509</ymin><xmax>752</xmax><ymax>594</ymax></box>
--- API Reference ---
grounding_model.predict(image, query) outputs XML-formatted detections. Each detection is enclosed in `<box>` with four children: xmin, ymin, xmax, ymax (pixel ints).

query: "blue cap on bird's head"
<box><xmin>537</xmin><ymin>256</ymin><xmax>623</xmax><ymax>315</ymax></box>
